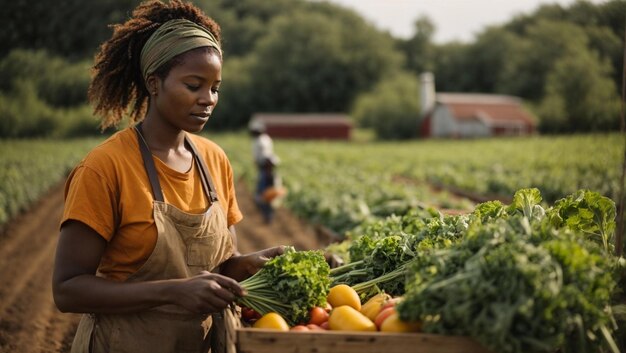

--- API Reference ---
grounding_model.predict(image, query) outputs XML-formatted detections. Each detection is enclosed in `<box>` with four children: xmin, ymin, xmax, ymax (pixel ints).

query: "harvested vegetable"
<box><xmin>253</xmin><ymin>312</ymin><xmax>290</xmax><ymax>331</ymax></box>
<box><xmin>237</xmin><ymin>246</ymin><xmax>330</xmax><ymax>325</ymax></box>
<box><xmin>328</xmin><ymin>305</ymin><xmax>376</xmax><ymax>332</ymax></box>
<box><xmin>397</xmin><ymin>189</ymin><xmax>620</xmax><ymax>353</ymax></box>
<box><xmin>374</xmin><ymin>307</ymin><xmax>397</xmax><ymax>329</ymax></box>
<box><xmin>379</xmin><ymin>312</ymin><xmax>421</xmax><ymax>332</ymax></box>
<box><xmin>308</xmin><ymin>306</ymin><xmax>329</xmax><ymax>326</ymax></box>
<box><xmin>360</xmin><ymin>292</ymin><xmax>392</xmax><ymax>321</ymax></box>
<box><xmin>331</xmin><ymin>212</ymin><xmax>469</xmax><ymax>299</ymax></box>
<box><xmin>546</xmin><ymin>190</ymin><xmax>616</xmax><ymax>254</ymax></box>
<box><xmin>327</xmin><ymin>284</ymin><xmax>361</xmax><ymax>311</ymax></box>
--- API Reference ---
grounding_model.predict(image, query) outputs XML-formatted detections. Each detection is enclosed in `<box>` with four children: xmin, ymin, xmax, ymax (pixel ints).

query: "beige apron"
<box><xmin>70</xmin><ymin>124</ymin><xmax>235</xmax><ymax>353</ymax></box>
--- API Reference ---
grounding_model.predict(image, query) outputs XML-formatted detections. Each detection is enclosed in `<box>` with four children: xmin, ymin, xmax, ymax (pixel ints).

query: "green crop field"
<box><xmin>0</xmin><ymin>138</ymin><xmax>101</xmax><ymax>227</ymax></box>
<box><xmin>0</xmin><ymin>133</ymin><xmax>622</xmax><ymax>236</ymax></box>
<box><xmin>217</xmin><ymin>132</ymin><xmax>623</xmax><ymax>235</ymax></box>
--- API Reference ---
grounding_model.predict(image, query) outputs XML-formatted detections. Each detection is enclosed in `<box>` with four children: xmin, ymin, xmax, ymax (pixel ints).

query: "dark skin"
<box><xmin>53</xmin><ymin>48</ymin><xmax>284</xmax><ymax>315</ymax></box>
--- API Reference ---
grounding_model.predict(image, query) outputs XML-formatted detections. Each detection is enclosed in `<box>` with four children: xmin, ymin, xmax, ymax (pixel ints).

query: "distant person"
<box><xmin>257</xmin><ymin>154</ymin><xmax>287</xmax><ymax>224</ymax></box>
<box><xmin>248</xmin><ymin>121</ymin><xmax>285</xmax><ymax>223</ymax></box>
<box><xmin>249</xmin><ymin>119</ymin><xmax>274</xmax><ymax>168</ymax></box>
<box><xmin>51</xmin><ymin>1</ymin><xmax>284</xmax><ymax>352</ymax></box>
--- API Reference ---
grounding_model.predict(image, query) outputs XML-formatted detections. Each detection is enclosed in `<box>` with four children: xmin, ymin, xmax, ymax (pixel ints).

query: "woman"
<box><xmin>52</xmin><ymin>1</ymin><xmax>283</xmax><ymax>352</ymax></box>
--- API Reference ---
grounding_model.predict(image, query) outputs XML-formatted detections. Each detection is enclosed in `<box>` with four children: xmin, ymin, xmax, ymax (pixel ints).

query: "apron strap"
<box><xmin>135</xmin><ymin>123</ymin><xmax>165</xmax><ymax>202</ymax></box>
<box><xmin>185</xmin><ymin>136</ymin><xmax>220</xmax><ymax>203</ymax></box>
<box><xmin>134</xmin><ymin>122</ymin><xmax>219</xmax><ymax>204</ymax></box>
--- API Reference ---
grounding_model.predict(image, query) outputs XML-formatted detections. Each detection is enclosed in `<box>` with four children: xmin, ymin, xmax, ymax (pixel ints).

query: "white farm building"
<box><xmin>418</xmin><ymin>73</ymin><xmax>537</xmax><ymax>138</ymax></box>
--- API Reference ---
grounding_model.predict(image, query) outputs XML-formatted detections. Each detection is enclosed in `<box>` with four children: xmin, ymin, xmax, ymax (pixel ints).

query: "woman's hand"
<box><xmin>220</xmin><ymin>245</ymin><xmax>285</xmax><ymax>281</ymax></box>
<box><xmin>170</xmin><ymin>271</ymin><xmax>245</xmax><ymax>314</ymax></box>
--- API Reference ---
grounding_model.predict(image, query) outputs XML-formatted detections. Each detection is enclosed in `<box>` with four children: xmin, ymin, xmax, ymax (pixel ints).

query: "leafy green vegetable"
<box><xmin>331</xmin><ymin>212</ymin><xmax>468</xmax><ymax>298</ymax></box>
<box><xmin>472</xmin><ymin>200</ymin><xmax>507</xmax><ymax>223</ymax></box>
<box><xmin>398</xmin><ymin>203</ymin><xmax>619</xmax><ymax>353</ymax></box>
<box><xmin>506</xmin><ymin>187</ymin><xmax>545</xmax><ymax>221</ymax></box>
<box><xmin>345</xmin><ymin>207</ymin><xmax>437</xmax><ymax>262</ymax></box>
<box><xmin>348</xmin><ymin>232</ymin><xmax>378</xmax><ymax>263</ymax></box>
<box><xmin>328</xmin><ymin>187</ymin><xmax>620</xmax><ymax>353</ymax></box>
<box><xmin>330</xmin><ymin>233</ymin><xmax>414</xmax><ymax>296</ymax></box>
<box><xmin>546</xmin><ymin>190</ymin><xmax>616</xmax><ymax>254</ymax></box>
<box><xmin>236</xmin><ymin>246</ymin><xmax>330</xmax><ymax>325</ymax></box>
<box><xmin>542</xmin><ymin>235</ymin><xmax>618</xmax><ymax>353</ymax></box>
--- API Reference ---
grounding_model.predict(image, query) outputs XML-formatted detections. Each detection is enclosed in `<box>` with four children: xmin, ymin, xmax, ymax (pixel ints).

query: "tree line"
<box><xmin>0</xmin><ymin>0</ymin><xmax>624</xmax><ymax>138</ymax></box>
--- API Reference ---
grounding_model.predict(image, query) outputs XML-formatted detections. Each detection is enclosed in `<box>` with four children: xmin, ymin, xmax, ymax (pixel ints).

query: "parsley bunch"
<box><xmin>236</xmin><ymin>246</ymin><xmax>330</xmax><ymax>325</ymax></box>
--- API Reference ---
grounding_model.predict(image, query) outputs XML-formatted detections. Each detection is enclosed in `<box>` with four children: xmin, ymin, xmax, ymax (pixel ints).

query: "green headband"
<box><xmin>140</xmin><ymin>19</ymin><xmax>221</xmax><ymax>81</ymax></box>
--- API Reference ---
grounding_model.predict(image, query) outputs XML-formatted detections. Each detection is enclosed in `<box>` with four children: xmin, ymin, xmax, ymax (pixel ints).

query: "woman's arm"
<box><xmin>52</xmin><ymin>220</ymin><xmax>244</xmax><ymax>314</ymax></box>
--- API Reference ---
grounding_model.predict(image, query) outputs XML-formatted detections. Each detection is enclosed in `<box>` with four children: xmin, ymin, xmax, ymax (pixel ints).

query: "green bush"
<box><xmin>0</xmin><ymin>49</ymin><xmax>98</xmax><ymax>138</ymax></box>
<box><xmin>38</xmin><ymin>61</ymin><xmax>90</xmax><ymax>108</ymax></box>
<box><xmin>351</xmin><ymin>72</ymin><xmax>421</xmax><ymax>140</ymax></box>
<box><xmin>536</xmin><ymin>51</ymin><xmax>620</xmax><ymax>133</ymax></box>
<box><xmin>52</xmin><ymin>105</ymin><xmax>102</xmax><ymax>138</ymax></box>
<box><xmin>0</xmin><ymin>81</ymin><xmax>58</xmax><ymax>138</ymax></box>
<box><xmin>0</xmin><ymin>49</ymin><xmax>90</xmax><ymax>107</ymax></box>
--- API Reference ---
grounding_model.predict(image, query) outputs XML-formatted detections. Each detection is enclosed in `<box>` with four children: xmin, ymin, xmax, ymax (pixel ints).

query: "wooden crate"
<box><xmin>236</xmin><ymin>328</ymin><xmax>492</xmax><ymax>353</ymax></box>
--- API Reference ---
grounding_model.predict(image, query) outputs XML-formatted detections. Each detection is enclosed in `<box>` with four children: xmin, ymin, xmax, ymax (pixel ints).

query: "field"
<box><xmin>0</xmin><ymin>132</ymin><xmax>622</xmax><ymax>352</ymax></box>
<box><xmin>218</xmin><ymin>133</ymin><xmax>623</xmax><ymax>235</ymax></box>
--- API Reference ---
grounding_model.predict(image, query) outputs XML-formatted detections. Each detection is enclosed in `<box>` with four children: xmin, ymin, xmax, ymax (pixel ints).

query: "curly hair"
<box><xmin>88</xmin><ymin>0</ymin><xmax>221</xmax><ymax>129</ymax></box>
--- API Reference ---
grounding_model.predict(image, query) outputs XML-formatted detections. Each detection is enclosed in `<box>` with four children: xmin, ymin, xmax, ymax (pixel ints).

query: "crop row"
<box><xmin>400</xmin><ymin>133</ymin><xmax>622</xmax><ymax>203</ymax></box>
<box><xmin>0</xmin><ymin>138</ymin><xmax>99</xmax><ymax>228</ymax></box>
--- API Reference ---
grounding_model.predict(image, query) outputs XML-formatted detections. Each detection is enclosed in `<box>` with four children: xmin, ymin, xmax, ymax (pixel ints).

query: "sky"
<box><xmin>310</xmin><ymin>0</ymin><xmax>608</xmax><ymax>43</ymax></box>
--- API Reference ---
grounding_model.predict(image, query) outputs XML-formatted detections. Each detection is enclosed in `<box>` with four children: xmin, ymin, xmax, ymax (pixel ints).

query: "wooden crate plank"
<box><xmin>236</xmin><ymin>329</ymin><xmax>492</xmax><ymax>353</ymax></box>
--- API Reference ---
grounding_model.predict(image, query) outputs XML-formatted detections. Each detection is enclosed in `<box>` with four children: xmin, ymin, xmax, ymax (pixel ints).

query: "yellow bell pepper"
<box><xmin>379</xmin><ymin>312</ymin><xmax>421</xmax><ymax>333</ymax></box>
<box><xmin>327</xmin><ymin>284</ymin><xmax>362</xmax><ymax>311</ymax></box>
<box><xmin>328</xmin><ymin>305</ymin><xmax>376</xmax><ymax>332</ymax></box>
<box><xmin>252</xmin><ymin>312</ymin><xmax>290</xmax><ymax>331</ymax></box>
<box><xmin>360</xmin><ymin>293</ymin><xmax>392</xmax><ymax>321</ymax></box>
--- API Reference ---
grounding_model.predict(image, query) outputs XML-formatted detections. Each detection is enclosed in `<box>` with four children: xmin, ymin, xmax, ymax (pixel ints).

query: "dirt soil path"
<box><xmin>0</xmin><ymin>180</ymin><xmax>324</xmax><ymax>353</ymax></box>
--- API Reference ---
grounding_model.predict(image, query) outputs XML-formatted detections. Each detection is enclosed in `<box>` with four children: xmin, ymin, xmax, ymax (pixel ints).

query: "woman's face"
<box><xmin>152</xmin><ymin>48</ymin><xmax>222</xmax><ymax>133</ymax></box>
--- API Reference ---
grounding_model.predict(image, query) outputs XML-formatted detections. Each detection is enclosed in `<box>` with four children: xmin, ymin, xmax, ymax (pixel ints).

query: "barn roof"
<box><xmin>436</xmin><ymin>93</ymin><xmax>536</xmax><ymax>127</ymax></box>
<box><xmin>250</xmin><ymin>113</ymin><xmax>352</xmax><ymax>127</ymax></box>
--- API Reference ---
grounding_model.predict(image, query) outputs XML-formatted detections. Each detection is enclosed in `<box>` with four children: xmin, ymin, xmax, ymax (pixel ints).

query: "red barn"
<box><xmin>249</xmin><ymin>113</ymin><xmax>352</xmax><ymax>140</ymax></box>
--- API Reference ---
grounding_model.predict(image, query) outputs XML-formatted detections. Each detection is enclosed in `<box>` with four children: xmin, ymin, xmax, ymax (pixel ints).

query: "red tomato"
<box><xmin>324</xmin><ymin>302</ymin><xmax>333</xmax><ymax>313</ymax></box>
<box><xmin>374</xmin><ymin>307</ymin><xmax>396</xmax><ymax>329</ymax></box>
<box><xmin>308</xmin><ymin>306</ymin><xmax>330</xmax><ymax>326</ymax></box>
<box><xmin>241</xmin><ymin>307</ymin><xmax>255</xmax><ymax>321</ymax></box>
<box><xmin>241</xmin><ymin>307</ymin><xmax>262</xmax><ymax>321</ymax></box>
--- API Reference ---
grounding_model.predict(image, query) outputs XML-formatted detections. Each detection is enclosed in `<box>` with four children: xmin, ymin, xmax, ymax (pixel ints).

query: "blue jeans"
<box><xmin>255</xmin><ymin>171</ymin><xmax>274</xmax><ymax>224</ymax></box>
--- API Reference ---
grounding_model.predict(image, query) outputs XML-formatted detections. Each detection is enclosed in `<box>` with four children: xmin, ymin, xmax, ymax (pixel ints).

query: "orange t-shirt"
<box><xmin>61</xmin><ymin>128</ymin><xmax>243</xmax><ymax>281</ymax></box>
